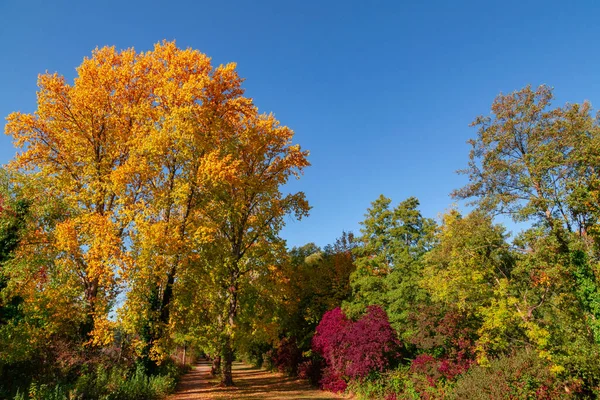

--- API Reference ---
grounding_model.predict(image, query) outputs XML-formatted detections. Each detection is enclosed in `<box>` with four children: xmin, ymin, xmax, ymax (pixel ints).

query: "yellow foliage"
<box><xmin>87</xmin><ymin>317</ymin><xmax>116</xmax><ymax>347</ymax></box>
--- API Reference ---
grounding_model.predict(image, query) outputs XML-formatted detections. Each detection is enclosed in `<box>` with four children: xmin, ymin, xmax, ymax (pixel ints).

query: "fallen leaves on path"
<box><xmin>169</xmin><ymin>360</ymin><xmax>347</xmax><ymax>400</ymax></box>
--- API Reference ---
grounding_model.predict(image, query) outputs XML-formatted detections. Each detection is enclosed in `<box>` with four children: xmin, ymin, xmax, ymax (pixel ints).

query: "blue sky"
<box><xmin>1</xmin><ymin>0</ymin><xmax>599</xmax><ymax>248</ymax></box>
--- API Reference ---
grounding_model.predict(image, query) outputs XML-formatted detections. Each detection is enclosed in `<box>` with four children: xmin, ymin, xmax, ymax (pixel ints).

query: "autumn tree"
<box><xmin>453</xmin><ymin>85</ymin><xmax>600</xmax><ymax>390</ymax></box>
<box><xmin>253</xmin><ymin>233</ymin><xmax>357</xmax><ymax>375</ymax></box>
<box><xmin>197</xmin><ymin>110</ymin><xmax>310</xmax><ymax>385</ymax></box>
<box><xmin>116</xmin><ymin>42</ymin><xmax>253</xmax><ymax>368</ymax></box>
<box><xmin>5</xmin><ymin>46</ymin><xmax>158</xmax><ymax>344</ymax></box>
<box><xmin>453</xmin><ymin>84</ymin><xmax>600</xmax><ymax>248</ymax></box>
<box><xmin>4</xmin><ymin>42</ymin><xmax>309</xmax><ymax>385</ymax></box>
<box><xmin>421</xmin><ymin>210</ymin><xmax>517</xmax><ymax>362</ymax></box>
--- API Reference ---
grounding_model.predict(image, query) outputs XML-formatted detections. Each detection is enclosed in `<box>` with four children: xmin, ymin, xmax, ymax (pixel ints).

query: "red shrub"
<box><xmin>411</xmin><ymin>354</ymin><xmax>440</xmax><ymax>386</ymax></box>
<box><xmin>408</xmin><ymin>306</ymin><xmax>476</xmax><ymax>383</ymax></box>
<box><xmin>313</xmin><ymin>307</ymin><xmax>350</xmax><ymax>359</ymax></box>
<box><xmin>272</xmin><ymin>337</ymin><xmax>301</xmax><ymax>375</ymax></box>
<box><xmin>313</xmin><ymin>306</ymin><xmax>401</xmax><ymax>390</ymax></box>
<box><xmin>320</xmin><ymin>367</ymin><xmax>348</xmax><ymax>393</ymax></box>
<box><xmin>343</xmin><ymin>306</ymin><xmax>400</xmax><ymax>378</ymax></box>
<box><xmin>298</xmin><ymin>358</ymin><xmax>323</xmax><ymax>385</ymax></box>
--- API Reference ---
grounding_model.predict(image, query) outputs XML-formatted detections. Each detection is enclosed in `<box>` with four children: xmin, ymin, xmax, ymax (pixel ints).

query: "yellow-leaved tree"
<box><xmin>198</xmin><ymin>111</ymin><xmax>310</xmax><ymax>385</ymax></box>
<box><xmin>5</xmin><ymin>46</ymin><xmax>156</xmax><ymax>343</ymax></box>
<box><xmin>5</xmin><ymin>42</ymin><xmax>309</xmax><ymax>381</ymax></box>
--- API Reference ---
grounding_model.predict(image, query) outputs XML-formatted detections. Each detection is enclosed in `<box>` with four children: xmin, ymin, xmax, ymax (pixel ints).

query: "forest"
<box><xmin>2</xmin><ymin>42</ymin><xmax>600</xmax><ymax>399</ymax></box>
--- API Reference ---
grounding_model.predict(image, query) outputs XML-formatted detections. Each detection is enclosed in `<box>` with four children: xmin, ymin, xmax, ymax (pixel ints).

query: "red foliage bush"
<box><xmin>320</xmin><ymin>367</ymin><xmax>348</xmax><ymax>393</ymax></box>
<box><xmin>272</xmin><ymin>337</ymin><xmax>301</xmax><ymax>375</ymax></box>
<box><xmin>411</xmin><ymin>354</ymin><xmax>440</xmax><ymax>386</ymax></box>
<box><xmin>408</xmin><ymin>306</ymin><xmax>476</xmax><ymax>384</ymax></box>
<box><xmin>298</xmin><ymin>358</ymin><xmax>323</xmax><ymax>386</ymax></box>
<box><xmin>313</xmin><ymin>306</ymin><xmax>400</xmax><ymax>391</ymax></box>
<box><xmin>313</xmin><ymin>307</ymin><xmax>350</xmax><ymax>361</ymax></box>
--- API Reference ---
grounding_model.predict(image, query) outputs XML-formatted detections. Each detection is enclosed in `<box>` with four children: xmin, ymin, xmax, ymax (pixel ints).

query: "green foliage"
<box><xmin>0</xmin><ymin>177</ymin><xmax>29</xmax><ymax>325</ymax></box>
<box><xmin>345</xmin><ymin>196</ymin><xmax>435</xmax><ymax>338</ymax></box>
<box><xmin>570</xmin><ymin>249</ymin><xmax>600</xmax><ymax>343</ymax></box>
<box><xmin>346</xmin><ymin>367</ymin><xmax>453</xmax><ymax>400</ymax></box>
<box><xmin>422</xmin><ymin>210</ymin><xmax>519</xmax><ymax>361</ymax></box>
<box><xmin>450</xmin><ymin>351</ymin><xmax>570</xmax><ymax>400</ymax></box>
<box><xmin>15</xmin><ymin>382</ymin><xmax>70</xmax><ymax>400</ymax></box>
<box><xmin>11</xmin><ymin>362</ymin><xmax>181</xmax><ymax>400</ymax></box>
<box><xmin>346</xmin><ymin>368</ymin><xmax>414</xmax><ymax>400</ymax></box>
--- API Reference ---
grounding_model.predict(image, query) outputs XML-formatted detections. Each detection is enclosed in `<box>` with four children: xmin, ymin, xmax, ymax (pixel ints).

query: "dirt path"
<box><xmin>169</xmin><ymin>360</ymin><xmax>346</xmax><ymax>400</ymax></box>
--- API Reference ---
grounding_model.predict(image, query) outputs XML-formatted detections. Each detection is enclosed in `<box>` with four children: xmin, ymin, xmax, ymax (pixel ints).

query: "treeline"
<box><xmin>248</xmin><ymin>85</ymin><xmax>600</xmax><ymax>399</ymax></box>
<box><xmin>0</xmin><ymin>41</ymin><xmax>308</xmax><ymax>399</ymax></box>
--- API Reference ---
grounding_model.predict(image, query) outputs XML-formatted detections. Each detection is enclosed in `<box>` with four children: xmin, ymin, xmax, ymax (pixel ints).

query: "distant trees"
<box><xmin>306</xmin><ymin>85</ymin><xmax>600</xmax><ymax>398</ymax></box>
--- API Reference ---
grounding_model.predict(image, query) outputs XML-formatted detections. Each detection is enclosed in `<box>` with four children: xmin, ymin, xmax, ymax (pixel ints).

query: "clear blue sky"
<box><xmin>1</xmin><ymin>0</ymin><xmax>599</xmax><ymax>248</ymax></box>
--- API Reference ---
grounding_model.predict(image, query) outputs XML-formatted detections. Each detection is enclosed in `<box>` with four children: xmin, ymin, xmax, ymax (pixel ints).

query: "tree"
<box><xmin>453</xmin><ymin>84</ymin><xmax>600</xmax><ymax>248</ymax></box>
<box><xmin>4</xmin><ymin>42</ymin><xmax>309</xmax><ymax>384</ymax></box>
<box><xmin>5</xmin><ymin>45</ymin><xmax>157</xmax><ymax>342</ymax></box>
<box><xmin>345</xmin><ymin>195</ymin><xmax>436</xmax><ymax>337</ymax></box>
<box><xmin>250</xmin><ymin>233</ymin><xmax>358</xmax><ymax>375</ymax></box>
<box><xmin>197</xmin><ymin>110</ymin><xmax>310</xmax><ymax>385</ymax></box>
<box><xmin>421</xmin><ymin>210</ymin><xmax>517</xmax><ymax>362</ymax></box>
<box><xmin>115</xmin><ymin>42</ymin><xmax>251</xmax><ymax>368</ymax></box>
<box><xmin>453</xmin><ymin>85</ymin><xmax>600</xmax><ymax>387</ymax></box>
<box><xmin>0</xmin><ymin>170</ymin><xmax>29</xmax><ymax>325</ymax></box>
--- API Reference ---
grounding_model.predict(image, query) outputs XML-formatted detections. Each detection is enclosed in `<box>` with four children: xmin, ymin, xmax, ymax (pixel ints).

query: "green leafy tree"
<box><xmin>422</xmin><ymin>210</ymin><xmax>517</xmax><ymax>361</ymax></box>
<box><xmin>345</xmin><ymin>195</ymin><xmax>436</xmax><ymax>338</ymax></box>
<box><xmin>453</xmin><ymin>84</ymin><xmax>600</xmax><ymax>248</ymax></box>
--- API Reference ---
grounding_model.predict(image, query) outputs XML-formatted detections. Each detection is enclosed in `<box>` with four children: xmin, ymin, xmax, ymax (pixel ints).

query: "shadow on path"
<box><xmin>169</xmin><ymin>360</ymin><xmax>346</xmax><ymax>400</ymax></box>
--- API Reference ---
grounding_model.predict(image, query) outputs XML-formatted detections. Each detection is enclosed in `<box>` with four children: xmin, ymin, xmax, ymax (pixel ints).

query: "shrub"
<box><xmin>408</xmin><ymin>306</ymin><xmax>476</xmax><ymax>381</ymax></box>
<box><xmin>298</xmin><ymin>357</ymin><xmax>324</xmax><ymax>386</ymax></box>
<box><xmin>12</xmin><ymin>360</ymin><xmax>181</xmax><ymax>400</ymax></box>
<box><xmin>272</xmin><ymin>337</ymin><xmax>301</xmax><ymax>375</ymax></box>
<box><xmin>313</xmin><ymin>306</ymin><xmax>401</xmax><ymax>391</ymax></box>
<box><xmin>14</xmin><ymin>382</ymin><xmax>70</xmax><ymax>400</ymax></box>
<box><xmin>320</xmin><ymin>367</ymin><xmax>347</xmax><ymax>393</ymax></box>
<box><xmin>346</xmin><ymin>367</ymin><xmax>452</xmax><ymax>400</ymax></box>
<box><xmin>263</xmin><ymin>349</ymin><xmax>275</xmax><ymax>371</ymax></box>
<box><xmin>450</xmin><ymin>351</ymin><xmax>570</xmax><ymax>400</ymax></box>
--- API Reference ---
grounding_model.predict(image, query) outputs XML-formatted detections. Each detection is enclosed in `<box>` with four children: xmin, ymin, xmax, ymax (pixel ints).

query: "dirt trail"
<box><xmin>169</xmin><ymin>360</ymin><xmax>346</xmax><ymax>400</ymax></box>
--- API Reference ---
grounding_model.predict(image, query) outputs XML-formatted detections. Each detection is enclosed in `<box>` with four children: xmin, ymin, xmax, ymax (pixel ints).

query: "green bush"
<box><xmin>13</xmin><ymin>382</ymin><xmax>70</xmax><ymax>400</ymax></box>
<box><xmin>450</xmin><ymin>351</ymin><xmax>569</xmax><ymax>400</ymax></box>
<box><xmin>13</xmin><ymin>360</ymin><xmax>181</xmax><ymax>400</ymax></box>
<box><xmin>347</xmin><ymin>367</ymin><xmax>450</xmax><ymax>400</ymax></box>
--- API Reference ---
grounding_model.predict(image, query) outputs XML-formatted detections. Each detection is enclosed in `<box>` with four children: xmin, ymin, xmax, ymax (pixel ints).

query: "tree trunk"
<box><xmin>211</xmin><ymin>355</ymin><xmax>221</xmax><ymax>376</ymax></box>
<box><xmin>160</xmin><ymin>266</ymin><xmax>176</xmax><ymax>324</ymax></box>
<box><xmin>221</xmin><ymin>268</ymin><xmax>239</xmax><ymax>386</ymax></box>
<box><xmin>222</xmin><ymin>334</ymin><xmax>234</xmax><ymax>386</ymax></box>
<box><xmin>81</xmin><ymin>277</ymin><xmax>99</xmax><ymax>338</ymax></box>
